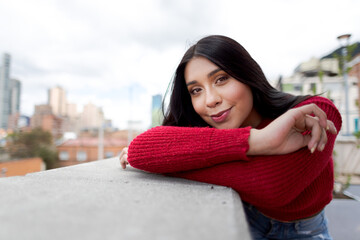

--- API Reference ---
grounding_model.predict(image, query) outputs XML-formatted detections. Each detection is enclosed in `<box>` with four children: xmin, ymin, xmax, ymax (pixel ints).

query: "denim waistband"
<box><xmin>242</xmin><ymin>201</ymin><xmax>323</xmax><ymax>223</ymax></box>
<box><xmin>242</xmin><ymin>201</ymin><xmax>332</xmax><ymax>240</ymax></box>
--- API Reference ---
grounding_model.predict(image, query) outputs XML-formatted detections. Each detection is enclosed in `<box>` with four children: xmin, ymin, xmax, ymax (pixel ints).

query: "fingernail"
<box><xmin>319</xmin><ymin>143</ymin><xmax>325</xmax><ymax>151</ymax></box>
<box><xmin>311</xmin><ymin>144</ymin><xmax>317</xmax><ymax>154</ymax></box>
<box><xmin>326</xmin><ymin>125</ymin><xmax>330</xmax><ymax>131</ymax></box>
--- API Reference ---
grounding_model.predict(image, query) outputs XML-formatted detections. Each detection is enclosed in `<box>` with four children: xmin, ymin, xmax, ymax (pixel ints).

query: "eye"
<box><xmin>190</xmin><ymin>87</ymin><xmax>202</xmax><ymax>95</ymax></box>
<box><xmin>215</xmin><ymin>75</ymin><xmax>229</xmax><ymax>84</ymax></box>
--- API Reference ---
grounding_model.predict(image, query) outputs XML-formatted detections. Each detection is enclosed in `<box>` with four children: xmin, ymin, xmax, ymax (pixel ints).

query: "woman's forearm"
<box><xmin>128</xmin><ymin>126</ymin><xmax>252</xmax><ymax>173</ymax></box>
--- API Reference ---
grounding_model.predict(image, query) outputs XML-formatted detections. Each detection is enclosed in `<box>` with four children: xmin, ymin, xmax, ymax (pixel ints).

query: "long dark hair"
<box><xmin>162</xmin><ymin>35</ymin><xmax>310</xmax><ymax>127</ymax></box>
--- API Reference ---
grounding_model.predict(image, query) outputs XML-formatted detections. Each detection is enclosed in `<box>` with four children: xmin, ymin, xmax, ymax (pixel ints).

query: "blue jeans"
<box><xmin>242</xmin><ymin>201</ymin><xmax>332</xmax><ymax>240</ymax></box>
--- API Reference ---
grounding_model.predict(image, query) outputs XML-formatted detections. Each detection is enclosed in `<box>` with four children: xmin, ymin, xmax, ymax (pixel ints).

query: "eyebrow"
<box><xmin>207</xmin><ymin>68</ymin><xmax>222</xmax><ymax>78</ymax></box>
<box><xmin>186</xmin><ymin>68</ymin><xmax>222</xmax><ymax>87</ymax></box>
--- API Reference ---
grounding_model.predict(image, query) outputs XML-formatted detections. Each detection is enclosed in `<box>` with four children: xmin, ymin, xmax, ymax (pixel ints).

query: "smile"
<box><xmin>210</xmin><ymin>108</ymin><xmax>232</xmax><ymax>123</ymax></box>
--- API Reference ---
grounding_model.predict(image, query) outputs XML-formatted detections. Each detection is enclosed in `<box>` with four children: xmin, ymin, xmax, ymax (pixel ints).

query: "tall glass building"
<box><xmin>0</xmin><ymin>53</ymin><xmax>21</xmax><ymax>130</ymax></box>
<box><xmin>0</xmin><ymin>53</ymin><xmax>11</xmax><ymax>129</ymax></box>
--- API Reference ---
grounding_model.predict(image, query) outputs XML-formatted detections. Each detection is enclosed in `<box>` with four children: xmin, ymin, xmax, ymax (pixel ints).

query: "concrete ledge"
<box><xmin>0</xmin><ymin>158</ymin><xmax>251</xmax><ymax>240</ymax></box>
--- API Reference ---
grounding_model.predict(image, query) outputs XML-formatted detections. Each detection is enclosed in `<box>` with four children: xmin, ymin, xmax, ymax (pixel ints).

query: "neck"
<box><xmin>241</xmin><ymin>108</ymin><xmax>263</xmax><ymax>128</ymax></box>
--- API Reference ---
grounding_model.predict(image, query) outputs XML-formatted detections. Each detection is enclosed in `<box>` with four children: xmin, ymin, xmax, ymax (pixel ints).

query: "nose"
<box><xmin>205</xmin><ymin>88</ymin><xmax>222</xmax><ymax>108</ymax></box>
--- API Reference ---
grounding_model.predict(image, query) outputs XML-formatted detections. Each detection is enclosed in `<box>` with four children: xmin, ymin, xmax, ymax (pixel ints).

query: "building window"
<box><xmin>59</xmin><ymin>151</ymin><xmax>69</xmax><ymax>161</ymax></box>
<box><xmin>76</xmin><ymin>151</ymin><xmax>87</xmax><ymax>161</ymax></box>
<box><xmin>294</xmin><ymin>84</ymin><xmax>302</xmax><ymax>91</ymax></box>
<box><xmin>105</xmin><ymin>151</ymin><xmax>114</xmax><ymax>158</ymax></box>
<box><xmin>310</xmin><ymin>83</ymin><xmax>317</xmax><ymax>94</ymax></box>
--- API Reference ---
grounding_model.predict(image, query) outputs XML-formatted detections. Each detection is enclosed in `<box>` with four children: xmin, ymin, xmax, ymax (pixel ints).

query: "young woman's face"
<box><xmin>184</xmin><ymin>57</ymin><xmax>262</xmax><ymax>129</ymax></box>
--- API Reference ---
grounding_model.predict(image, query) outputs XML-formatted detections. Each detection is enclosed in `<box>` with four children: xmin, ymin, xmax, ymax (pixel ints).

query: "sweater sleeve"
<box><xmin>127</xmin><ymin>126</ymin><xmax>251</xmax><ymax>173</ymax></box>
<box><xmin>169</xmin><ymin>96</ymin><xmax>342</xmax><ymax>207</ymax></box>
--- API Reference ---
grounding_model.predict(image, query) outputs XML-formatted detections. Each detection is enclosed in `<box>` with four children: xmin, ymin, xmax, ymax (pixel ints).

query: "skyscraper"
<box><xmin>7</xmin><ymin>78</ymin><xmax>22</xmax><ymax>130</ymax></box>
<box><xmin>9</xmin><ymin>79</ymin><xmax>21</xmax><ymax>114</ymax></box>
<box><xmin>80</xmin><ymin>102</ymin><xmax>104</xmax><ymax>129</ymax></box>
<box><xmin>48</xmin><ymin>86</ymin><xmax>67</xmax><ymax>116</ymax></box>
<box><xmin>0</xmin><ymin>53</ymin><xmax>11</xmax><ymax>129</ymax></box>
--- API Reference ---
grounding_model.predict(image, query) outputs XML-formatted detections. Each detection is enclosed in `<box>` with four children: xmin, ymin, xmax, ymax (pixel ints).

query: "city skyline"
<box><xmin>0</xmin><ymin>55</ymin><xmax>114</xmax><ymax>132</ymax></box>
<box><xmin>1</xmin><ymin>0</ymin><xmax>360</xmax><ymax>129</ymax></box>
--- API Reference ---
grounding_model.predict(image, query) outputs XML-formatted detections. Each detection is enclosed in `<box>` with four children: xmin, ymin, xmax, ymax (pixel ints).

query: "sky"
<box><xmin>1</xmin><ymin>0</ymin><xmax>359</xmax><ymax>130</ymax></box>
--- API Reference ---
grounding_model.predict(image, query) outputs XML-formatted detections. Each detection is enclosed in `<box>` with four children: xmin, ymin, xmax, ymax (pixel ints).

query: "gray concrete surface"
<box><xmin>347</xmin><ymin>185</ymin><xmax>360</xmax><ymax>196</ymax></box>
<box><xmin>326</xmin><ymin>185</ymin><xmax>360</xmax><ymax>240</ymax></box>
<box><xmin>0</xmin><ymin>158</ymin><xmax>251</xmax><ymax>240</ymax></box>
<box><xmin>326</xmin><ymin>198</ymin><xmax>360</xmax><ymax>240</ymax></box>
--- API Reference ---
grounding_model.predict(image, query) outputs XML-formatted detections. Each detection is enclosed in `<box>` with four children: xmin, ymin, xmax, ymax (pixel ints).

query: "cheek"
<box><xmin>226</xmin><ymin>84</ymin><xmax>252</xmax><ymax>104</ymax></box>
<box><xmin>191</xmin><ymin>98</ymin><xmax>204</xmax><ymax>115</ymax></box>
<box><xmin>225</xmin><ymin>84</ymin><xmax>254</xmax><ymax>116</ymax></box>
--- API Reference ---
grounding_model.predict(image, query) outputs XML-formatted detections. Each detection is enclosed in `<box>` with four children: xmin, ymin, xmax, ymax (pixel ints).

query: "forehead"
<box><xmin>184</xmin><ymin>57</ymin><xmax>219</xmax><ymax>83</ymax></box>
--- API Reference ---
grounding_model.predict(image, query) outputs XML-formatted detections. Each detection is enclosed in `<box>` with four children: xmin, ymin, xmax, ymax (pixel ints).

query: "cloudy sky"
<box><xmin>1</xmin><ymin>0</ymin><xmax>359</xmax><ymax>129</ymax></box>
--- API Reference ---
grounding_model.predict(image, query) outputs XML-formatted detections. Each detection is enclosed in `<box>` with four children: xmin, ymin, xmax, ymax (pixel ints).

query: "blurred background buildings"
<box><xmin>0</xmin><ymin>52</ymin><xmax>149</xmax><ymax>174</ymax></box>
<box><xmin>277</xmin><ymin>40</ymin><xmax>360</xmax><ymax>134</ymax></box>
<box><xmin>0</xmin><ymin>38</ymin><xmax>359</xmax><ymax>177</ymax></box>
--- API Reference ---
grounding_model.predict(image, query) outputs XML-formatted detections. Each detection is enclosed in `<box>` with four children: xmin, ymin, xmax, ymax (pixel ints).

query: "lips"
<box><xmin>210</xmin><ymin>108</ymin><xmax>231</xmax><ymax>123</ymax></box>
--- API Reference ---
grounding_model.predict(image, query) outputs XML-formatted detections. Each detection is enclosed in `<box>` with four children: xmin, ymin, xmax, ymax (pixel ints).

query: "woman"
<box><xmin>119</xmin><ymin>35</ymin><xmax>341</xmax><ymax>239</ymax></box>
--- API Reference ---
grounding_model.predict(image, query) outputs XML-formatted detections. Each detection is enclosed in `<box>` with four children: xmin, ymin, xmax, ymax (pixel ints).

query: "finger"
<box><xmin>304</xmin><ymin>115</ymin><xmax>323</xmax><ymax>153</ymax></box>
<box><xmin>317</xmin><ymin>128</ymin><xmax>328</xmax><ymax>152</ymax></box>
<box><xmin>312</xmin><ymin>116</ymin><xmax>329</xmax><ymax>150</ymax></box>
<box><xmin>120</xmin><ymin>162</ymin><xmax>125</xmax><ymax>169</ymax></box>
<box><xmin>298</xmin><ymin>104</ymin><xmax>328</xmax><ymax>129</ymax></box>
<box><xmin>121</xmin><ymin>163</ymin><xmax>127</xmax><ymax>170</ymax></box>
<box><xmin>312</xmin><ymin>116</ymin><xmax>328</xmax><ymax>150</ymax></box>
<box><xmin>120</xmin><ymin>154</ymin><xmax>128</xmax><ymax>169</ymax></box>
<box><xmin>119</xmin><ymin>147</ymin><xmax>128</xmax><ymax>160</ymax></box>
<box><xmin>326</xmin><ymin>120</ymin><xmax>337</xmax><ymax>135</ymax></box>
<box><xmin>302</xmin><ymin>134</ymin><xmax>312</xmax><ymax>148</ymax></box>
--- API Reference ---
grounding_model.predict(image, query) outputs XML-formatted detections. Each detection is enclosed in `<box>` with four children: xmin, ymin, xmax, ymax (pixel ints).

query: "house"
<box><xmin>56</xmin><ymin>138</ymin><xmax>127</xmax><ymax>167</ymax></box>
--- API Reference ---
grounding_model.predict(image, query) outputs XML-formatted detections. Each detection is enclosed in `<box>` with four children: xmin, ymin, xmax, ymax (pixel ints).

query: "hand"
<box><xmin>119</xmin><ymin>147</ymin><xmax>129</xmax><ymax>169</ymax></box>
<box><xmin>248</xmin><ymin>104</ymin><xmax>337</xmax><ymax>155</ymax></box>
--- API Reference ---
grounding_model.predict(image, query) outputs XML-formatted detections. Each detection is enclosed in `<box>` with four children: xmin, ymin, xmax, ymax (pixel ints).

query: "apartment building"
<box><xmin>56</xmin><ymin>137</ymin><xmax>127</xmax><ymax>167</ymax></box>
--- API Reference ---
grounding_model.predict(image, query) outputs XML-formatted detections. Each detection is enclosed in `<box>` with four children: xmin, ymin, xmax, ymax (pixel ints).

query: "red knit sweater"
<box><xmin>128</xmin><ymin>96</ymin><xmax>342</xmax><ymax>221</ymax></box>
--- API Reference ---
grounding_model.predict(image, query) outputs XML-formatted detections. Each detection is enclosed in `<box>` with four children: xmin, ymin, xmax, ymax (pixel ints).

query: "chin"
<box><xmin>214</xmin><ymin>123</ymin><xmax>239</xmax><ymax>129</ymax></box>
<box><xmin>205</xmin><ymin>118</ymin><xmax>242</xmax><ymax>129</ymax></box>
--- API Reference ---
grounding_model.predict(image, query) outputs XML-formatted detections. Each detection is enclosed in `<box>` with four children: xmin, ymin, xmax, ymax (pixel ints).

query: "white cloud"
<box><xmin>1</xmin><ymin>0</ymin><xmax>360</xmax><ymax>129</ymax></box>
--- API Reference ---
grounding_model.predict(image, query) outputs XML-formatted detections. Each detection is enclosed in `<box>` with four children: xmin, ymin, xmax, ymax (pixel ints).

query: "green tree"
<box><xmin>6</xmin><ymin>128</ymin><xmax>58</xmax><ymax>169</ymax></box>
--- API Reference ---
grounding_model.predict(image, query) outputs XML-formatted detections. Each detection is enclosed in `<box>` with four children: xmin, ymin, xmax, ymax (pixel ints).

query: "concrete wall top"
<box><xmin>0</xmin><ymin>158</ymin><xmax>251</xmax><ymax>240</ymax></box>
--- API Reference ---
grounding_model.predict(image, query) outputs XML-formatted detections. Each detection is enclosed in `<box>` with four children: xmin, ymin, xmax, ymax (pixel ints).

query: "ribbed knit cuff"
<box><xmin>206</xmin><ymin>126</ymin><xmax>251</xmax><ymax>165</ymax></box>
